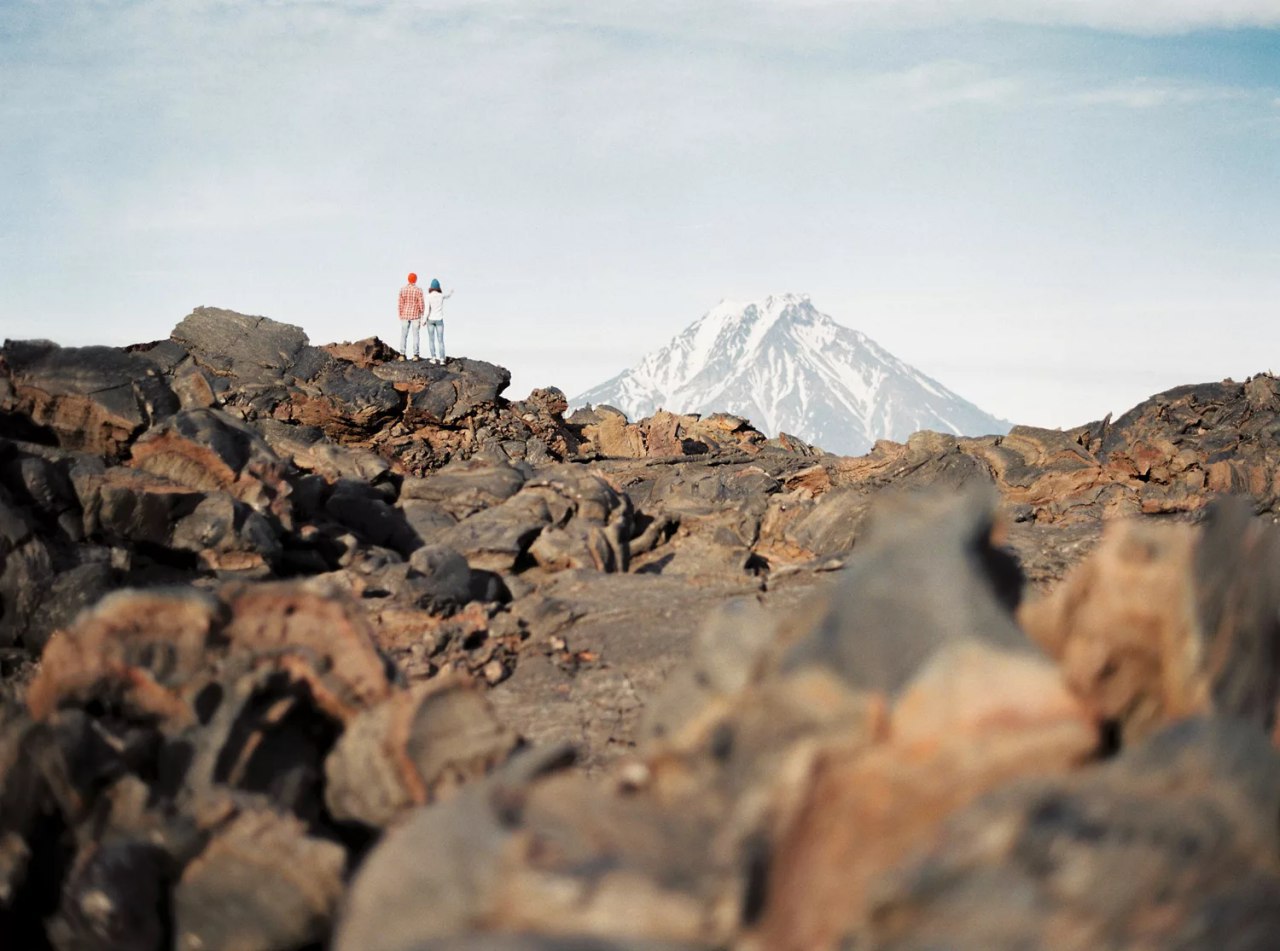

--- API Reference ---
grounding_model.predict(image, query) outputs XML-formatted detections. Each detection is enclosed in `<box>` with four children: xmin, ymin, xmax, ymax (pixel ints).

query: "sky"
<box><xmin>2</xmin><ymin>0</ymin><xmax>1278</xmax><ymax>430</ymax></box>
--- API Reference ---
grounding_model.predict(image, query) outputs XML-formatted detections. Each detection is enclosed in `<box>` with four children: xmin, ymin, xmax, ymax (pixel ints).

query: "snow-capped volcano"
<box><xmin>573</xmin><ymin>294</ymin><xmax>1010</xmax><ymax>456</ymax></box>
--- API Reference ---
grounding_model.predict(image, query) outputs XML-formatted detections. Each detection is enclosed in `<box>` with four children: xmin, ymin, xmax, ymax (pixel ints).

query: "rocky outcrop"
<box><xmin>4</xmin><ymin>309</ymin><xmax>1280</xmax><ymax>949</ymax></box>
<box><xmin>833</xmin><ymin>375</ymin><xmax>1280</xmax><ymax>527</ymax></box>
<box><xmin>0</xmin><ymin>341</ymin><xmax>179</xmax><ymax>460</ymax></box>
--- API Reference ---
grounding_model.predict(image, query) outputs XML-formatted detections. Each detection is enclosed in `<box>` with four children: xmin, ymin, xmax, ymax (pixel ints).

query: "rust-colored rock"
<box><xmin>578</xmin><ymin>406</ymin><xmax>648</xmax><ymax>458</ymax></box>
<box><xmin>283</xmin><ymin>360</ymin><xmax>405</xmax><ymax>438</ymax></box>
<box><xmin>323</xmin><ymin>336</ymin><xmax>400</xmax><ymax>368</ymax></box>
<box><xmin>863</xmin><ymin>718</ymin><xmax>1280</xmax><ymax>951</ymax></box>
<box><xmin>1020</xmin><ymin>499</ymin><xmax>1280</xmax><ymax>744</ymax></box>
<box><xmin>756</xmin><ymin>641</ymin><xmax>1097</xmax><ymax>951</ymax></box>
<box><xmin>27</xmin><ymin>588</ymin><xmax>225</xmax><ymax>724</ymax></box>
<box><xmin>129</xmin><ymin>408</ymin><xmax>293</xmax><ymax>520</ymax></box>
<box><xmin>0</xmin><ymin>341</ymin><xmax>179</xmax><ymax>461</ymax></box>
<box><xmin>325</xmin><ymin>675</ymin><xmax>519</xmax><ymax>827</ymax></box>
<box><xmin>220</xmin><ymin>582</ymin><xmax>393</xmax><ymax>721</ymax></box>
<box><xmin>644</xmin><ymin>410</ymin><xmax>703</xmax><ymax>458</ymax></box>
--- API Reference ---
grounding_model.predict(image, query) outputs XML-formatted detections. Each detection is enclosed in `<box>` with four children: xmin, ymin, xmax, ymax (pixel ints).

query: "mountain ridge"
<box><xmin>574</xmin><ymin>293</ymin><xmax>1010</xmax><ymax>456</ymax></box>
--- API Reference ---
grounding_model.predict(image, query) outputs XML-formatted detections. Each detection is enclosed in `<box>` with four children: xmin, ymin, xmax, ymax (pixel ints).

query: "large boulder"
<box><xmin>173</xmin><ymin>808</ymin><xmax>347</xmax><ymax>951</ymax></box>
<box><xmin>324</xmin><ymin>676</ymin><xmax>519</xmax><ymax>828</ymax></box>
<box><xmin>0</xmin><ymin>340</ymin><xmax>179</xmax><ymax>460</ymax></box>
<box><xmin>750</xmin><ymin>489</ymin><xmax>1097</xmax><ymax>949</ymax></box>
<box><xmin>401</xmin><ymin>458</ymin><xmax>528</xmax><ymax>521</ymax></box>
<box><xmin>573</xmin><ymin>404</ymin><xmax>647</xmax><ymax>458</ymax></box>
<box><xmin>1020</xmin><ymin>498</ymin><xmax>1280</xmax><ymax>745</ymax></box>
<box><xmin>254</xmin><ymin>419</ymin><xmax>393</xmax><ymax>483</ymax></box>
<box><xmin>170</xmin><ymin>308</ymin><xmax>407</xmax><ymax>440</ymax></box>
<box><xmin>284</xmin><ymin>359</ymin><xmax>404</xmax><ymax>439</ymax></box>
<box><xmin>170</xmin><ymin>307</ymin><xmax>311</xmax><ymax>387</ymax></box>
<box><xmin>129</xmin><ymin>408</ymin><xmax>293</xmax><ymax>520</ymax></box>
<box><xmin>378</xmin><ymin>358</ymin><xmax>510</xmax><ymax>425</ymax></box>
<box><xmin>524</xmin><ymin>466</ymin><xmax>633</xmax><ymax>572</ymax></box>
<box><xmin>779</xmin><ymin>487</ymin><xmax>1029</xmax><ymax>690</ymax></box>
<box><xmin>323</xmin><ymin>479</ymin><xmax>420</xmax><ymax>555</ymax></box>
<box><xmin>863</xmin><ymin>718</ymin><xmax>1280</xmax><ymax>951</ymax></box>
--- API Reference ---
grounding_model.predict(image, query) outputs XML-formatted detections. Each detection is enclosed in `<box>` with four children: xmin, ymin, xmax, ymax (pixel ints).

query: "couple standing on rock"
<box><xmin>397</xmin><ymin>273</ymin><xmax>452</xmax><ymax>363</ymax></box>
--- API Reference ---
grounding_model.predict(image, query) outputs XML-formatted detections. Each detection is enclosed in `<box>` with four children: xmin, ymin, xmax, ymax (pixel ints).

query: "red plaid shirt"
<box><xmin>398</xmin><ymin>283</ymin><xmax>425</xmax><ymax>319</ymax></box>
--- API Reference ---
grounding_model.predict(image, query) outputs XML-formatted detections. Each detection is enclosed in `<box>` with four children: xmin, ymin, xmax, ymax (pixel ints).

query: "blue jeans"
<box><xmin>399</xmin><ymin>318</ymin><xmax>420</xmax><ymax>357</ymax></box>
<box><xmin>426</xmin><ymin>320</ymin><xmax>445</xmax><ymax>360</ymax></box>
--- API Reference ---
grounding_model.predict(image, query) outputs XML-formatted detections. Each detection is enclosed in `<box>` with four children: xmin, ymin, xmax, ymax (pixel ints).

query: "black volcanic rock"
<box><xmin>130</xmin><ymin>408</ymin><xmax>292</xmax><ymax>516</ymax></box>
<box><xmin>0</xmin><ymin>485</ymin><xmax>53</xmax><ymax>651</ymax></box>
<box><xmin>0</xmin><ymin>341</ymin><xmax>179</xmax><ymax>460</ymax></box>
<box><xmin>170</xmin><ymin>306</ymin><xmax>311</xmax><ymax>384</ymax></box>
<box><xmin>287</xmin><ymin>360</ymin><xmax>405</xmax><ymax>438</ymax></box>
<box><xmin>401</xmin><ymin>458</ymin><xmax>528</xmax><ymax>518</ymax></box>
<box><xmin>377</xmin><ymin>357</ymin><xmax>510</xmax><ymax>425</ymax></box>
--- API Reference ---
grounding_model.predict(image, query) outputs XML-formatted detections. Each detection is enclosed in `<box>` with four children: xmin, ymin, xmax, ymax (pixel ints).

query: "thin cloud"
<box><xmin>1063</xmin><ymin>78</ymin><xmax>1253</xmax><ymax>109</ymax></box>
<box><xmin>871</xmin><ymin>61</ymin><xmax>1025</xmax><ymax>111</ymax></box>
<box><xmin>40</xmin><ymin>0</ymin><xmax>1275</xmax><ymax>47</ymax></box>
<box><xmin>753</xmin><ymin>0</ymin><xmax>1280</xmax><ymax>35</ymax></box>
<box><xmin>354</xmin><ymin>0</ymin><xmax>1280</xmax><ymax>36</ymax></box>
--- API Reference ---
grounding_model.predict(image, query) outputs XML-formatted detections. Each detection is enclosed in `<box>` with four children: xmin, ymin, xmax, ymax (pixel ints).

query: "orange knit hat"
<box><xmin>407</xmin><ymin>273</ymin><xmax>418</xmax><ymax>284</ymax></box>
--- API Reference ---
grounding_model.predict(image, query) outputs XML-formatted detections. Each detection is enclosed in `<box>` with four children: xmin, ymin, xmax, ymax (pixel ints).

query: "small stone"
<box><xmin>616</xmin><ymin>759</ymin><xmax>651</xmax><ymax>792</ymax></box>
<box><xmin>483</xmin><ymin>659</ymin><xmax>506</xmax><ymax>685</ymax></box>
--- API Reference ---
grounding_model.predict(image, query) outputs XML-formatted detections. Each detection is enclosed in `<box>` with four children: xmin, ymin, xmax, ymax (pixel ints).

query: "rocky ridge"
<box><xmin>1</xmin><ymin>306</ymin><xmax>1280</xmax><ymax>949</ymax></box>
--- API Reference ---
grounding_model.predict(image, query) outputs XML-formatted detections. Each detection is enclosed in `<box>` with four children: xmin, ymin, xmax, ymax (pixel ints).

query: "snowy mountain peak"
<box><xmin>574</xmin><ymin>295</ymin><xmax>1010</xmax><ymax>457</ymax></box>
<box><xmin>700</xmin><ymin>293</ymin><xmax>820</xmax><ymax>345</ymax></box>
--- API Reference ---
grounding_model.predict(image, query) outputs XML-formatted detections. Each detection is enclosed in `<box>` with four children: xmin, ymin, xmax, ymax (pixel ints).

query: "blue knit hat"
<box><xmin>429</xmin><ymin>278</ymin><xmax>441</xmax><ymax>291</ymax></box>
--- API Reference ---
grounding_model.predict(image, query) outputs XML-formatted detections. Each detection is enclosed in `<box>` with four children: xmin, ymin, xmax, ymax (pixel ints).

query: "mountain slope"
<box><xmin>574</xmin><ymin>294</ymin><xmax>1010</xmax><ymax>456</ymax></box>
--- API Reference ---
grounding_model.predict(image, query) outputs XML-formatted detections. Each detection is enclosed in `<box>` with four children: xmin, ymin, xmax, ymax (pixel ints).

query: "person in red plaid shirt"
<box><xmin>398</xmin><ymin>272</ymin><xmax>426</xmax><ymax>359</ymax></box>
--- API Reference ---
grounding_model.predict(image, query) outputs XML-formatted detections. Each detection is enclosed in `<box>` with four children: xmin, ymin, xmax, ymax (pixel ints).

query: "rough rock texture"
<box><xmin>325</xmin><ymin>676</ymin><xmax>519</xmax><ymax>827</ymax></box>
<box><xmin>173</xmin><ymin>809</ymin><xmax>347</xmax><ymax>951</ymax></box>
<box><xmin>4</xmin><ymin>309</ymin><xmax>1280</xmax><ymax>949</ymax></box>
<box><xmin>863</xmin><ymin>718</ymin><xmax>1280</xmax><ymax>951</ymax></box>
<box><xmin>1020</xmin><ymin>497</ymin><xmax>1280</xmax><ymax>745</ymax></box>
<box><xmin>0</xmin><ymin>341</ymin><xmax>179</xmax><ymax>461</ymax></box>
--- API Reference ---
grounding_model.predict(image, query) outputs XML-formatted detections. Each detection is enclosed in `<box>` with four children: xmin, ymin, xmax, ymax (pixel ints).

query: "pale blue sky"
<box><xmin>2</xmin><ymin>1</ymin><xmax>1278</xmax><ymax>428</ymax></box>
